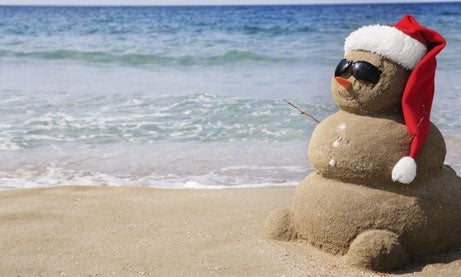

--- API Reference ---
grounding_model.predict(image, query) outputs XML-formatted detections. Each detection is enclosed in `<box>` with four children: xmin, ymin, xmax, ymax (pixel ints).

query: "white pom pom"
<box><xmin>392</xmin><ymin>156</ymin><xmax>417</xmax><ymax>184</ymax></box>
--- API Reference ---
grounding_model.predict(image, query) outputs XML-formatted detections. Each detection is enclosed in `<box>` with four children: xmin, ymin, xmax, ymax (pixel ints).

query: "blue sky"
<box><xmin>0</xmin><ymin>0</ymin><xmax>457</xmax><ymax>5</ymax></box>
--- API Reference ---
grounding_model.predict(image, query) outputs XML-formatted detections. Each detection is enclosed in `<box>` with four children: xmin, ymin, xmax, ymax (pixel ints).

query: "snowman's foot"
<box><xmin>346</xmin><ymin>229</ymin><xmax>410</xmax><ymax>272</ymax></box>
<box><xmin>264</xmin><ymin>208</ymin><xmax>295</xmax><ymax>241</ymax></box>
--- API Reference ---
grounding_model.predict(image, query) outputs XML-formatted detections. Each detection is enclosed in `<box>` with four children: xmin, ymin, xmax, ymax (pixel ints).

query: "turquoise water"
<box><xmin>0</xmin><ymin>3</ymin><xmax>460</xmax><ymax>189</ymax></box>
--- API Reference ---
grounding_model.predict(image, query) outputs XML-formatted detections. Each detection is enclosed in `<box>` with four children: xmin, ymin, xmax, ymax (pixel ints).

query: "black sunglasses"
<box><xmin>334</xmin><ymin>59</ymin><xmax>382</xmax><ymax>84</ymax></box>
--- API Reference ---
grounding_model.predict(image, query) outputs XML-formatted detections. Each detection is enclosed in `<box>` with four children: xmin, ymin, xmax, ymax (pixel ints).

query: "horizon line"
<box><xmin>0</xmin><ymin>1</ymin><xmax>457</xmax><ymax>6</ymax></box>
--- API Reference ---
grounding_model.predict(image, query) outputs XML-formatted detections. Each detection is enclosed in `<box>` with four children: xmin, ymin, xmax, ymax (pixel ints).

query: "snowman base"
<box><xmin>265</xmin><ymin>167</ymin><xmax>461</xmax><ymax>272</ymax></box>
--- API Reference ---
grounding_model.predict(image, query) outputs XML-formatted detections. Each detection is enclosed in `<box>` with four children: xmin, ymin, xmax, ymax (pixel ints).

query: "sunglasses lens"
<box><xmin>334</xmin><ymin>59</ymin><xmax>350</xmax><ymax>76</ymax></box>
<box><xmin>351</xmin><ymin>61</ymin><xmax>382</xmax><ymax>84</ymax></box>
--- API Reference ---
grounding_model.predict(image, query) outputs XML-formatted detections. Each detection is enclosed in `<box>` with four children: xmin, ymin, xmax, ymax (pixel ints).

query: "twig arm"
<box><xmin>283</xmin><ymin>99</ymin><xmax>320</xmax><ymax>124</ymax></box>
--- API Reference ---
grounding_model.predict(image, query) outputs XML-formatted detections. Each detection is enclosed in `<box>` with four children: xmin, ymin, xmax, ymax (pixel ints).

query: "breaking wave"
<box><xmin>0</xmin><ymin>49</ymin><xmax>295</xmax><ymax>66</ymax></box>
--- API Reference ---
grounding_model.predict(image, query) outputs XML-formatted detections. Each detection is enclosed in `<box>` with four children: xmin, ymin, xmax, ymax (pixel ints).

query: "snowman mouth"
<box><xmin>336</xmin><ymin>86</ymin><xmax>362</xmax><ymax>105</ymax></box>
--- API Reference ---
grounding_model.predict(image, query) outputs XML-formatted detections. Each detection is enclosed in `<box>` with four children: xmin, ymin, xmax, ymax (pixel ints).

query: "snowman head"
<box><xmin>331</xmin><ymin>50</ymin><xmax>410</xmax><ymax>115</ymax></box>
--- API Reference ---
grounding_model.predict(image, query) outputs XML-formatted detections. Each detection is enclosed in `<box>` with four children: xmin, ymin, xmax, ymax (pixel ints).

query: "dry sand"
<box><xmin>0</xmin><ymin>185</ymin><xmax>460</xmax><ymax>276</ymax></box>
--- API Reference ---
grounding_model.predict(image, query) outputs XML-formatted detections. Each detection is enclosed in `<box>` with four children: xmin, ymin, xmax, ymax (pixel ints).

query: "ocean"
<box><xmin>0</xmin><ymin>3</ymin><xmax>460</xmax><ymax>189</ymax></box>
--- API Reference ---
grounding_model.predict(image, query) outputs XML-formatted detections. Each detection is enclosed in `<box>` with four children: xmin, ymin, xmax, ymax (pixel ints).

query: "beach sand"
<box><xmin>0</xmin><ymin>185</ymin><xmax>460</xmax><ymax>276</ymax></box>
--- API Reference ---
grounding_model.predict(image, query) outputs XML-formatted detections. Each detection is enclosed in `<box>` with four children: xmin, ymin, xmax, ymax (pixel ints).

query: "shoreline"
<box><xmin>1</xmin><ymin>185</ymin><xmax>460</xmax><ymax>276</ymax></box>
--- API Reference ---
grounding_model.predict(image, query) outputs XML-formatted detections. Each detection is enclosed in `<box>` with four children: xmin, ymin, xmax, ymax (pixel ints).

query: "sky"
<box><xmin>0</xmin><ymin>0</ymin><xmax>457</xmax><ymax>6</ymax></box>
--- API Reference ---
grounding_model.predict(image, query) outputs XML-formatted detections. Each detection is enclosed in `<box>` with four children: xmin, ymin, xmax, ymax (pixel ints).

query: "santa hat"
<box><xmin>344</xmin><ymin>14</ymin><xmax>446</xmax><ymax>184</ymax></box>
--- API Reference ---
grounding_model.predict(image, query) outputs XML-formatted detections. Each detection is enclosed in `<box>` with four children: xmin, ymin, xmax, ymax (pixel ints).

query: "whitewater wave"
<box><xmin>0</xmin><ymin>92</ymin><xmax>332</xmax><ymax>150</ymax></box>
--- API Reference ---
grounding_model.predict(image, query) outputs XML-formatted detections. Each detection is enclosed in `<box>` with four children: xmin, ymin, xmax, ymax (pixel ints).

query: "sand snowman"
<box><xmin>265</xmin><ymin>15</ymin><xmax>461</xmax><ymax>271</ymax></box>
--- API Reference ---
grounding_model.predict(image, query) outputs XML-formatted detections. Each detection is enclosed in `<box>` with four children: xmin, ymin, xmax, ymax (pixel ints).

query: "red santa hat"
<box><xmin>344</xmin><ymin>14</ymin><xmax>446</xmax><ymax>184</ymax></box>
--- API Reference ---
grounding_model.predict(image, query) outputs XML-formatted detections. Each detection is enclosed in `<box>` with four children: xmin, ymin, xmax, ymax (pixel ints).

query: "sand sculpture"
<box><xmin>265</xmin><ymin>15</ymin><xmax>461</xmax><ymax>271</ymax></box>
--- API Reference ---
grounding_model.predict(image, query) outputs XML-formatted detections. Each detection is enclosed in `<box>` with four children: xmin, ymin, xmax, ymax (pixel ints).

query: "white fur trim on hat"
<box><xmin>392</xmin><ymin>156</ymin><xmax>417</xmax><ymax>184</ymax></box>
<box><xmin>345</xmin><ymin>25</ymin><xmax>427</xmax><ymax>70</ymax></box>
